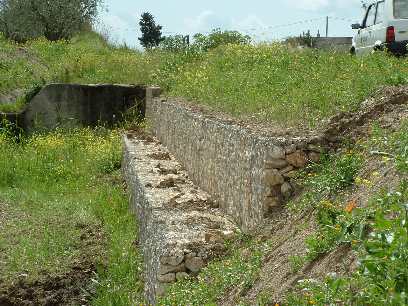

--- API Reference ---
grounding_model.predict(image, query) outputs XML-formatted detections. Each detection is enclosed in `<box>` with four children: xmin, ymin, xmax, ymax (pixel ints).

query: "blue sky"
<box><xmin>99</xmin><ymin>0</ymin><xmax>366</xmax><ymax>48</ymax></box>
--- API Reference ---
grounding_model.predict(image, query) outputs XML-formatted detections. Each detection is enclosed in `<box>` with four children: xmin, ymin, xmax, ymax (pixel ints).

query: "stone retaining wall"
<box><xmin>122</xmin><ymin>132</ymin><xmax>238</xmax><ymax>304</ymax></box>
<box><xmin>145</xmin><ymin>88</ymin><xmax>326</xmax><ymax>232</ymax></box>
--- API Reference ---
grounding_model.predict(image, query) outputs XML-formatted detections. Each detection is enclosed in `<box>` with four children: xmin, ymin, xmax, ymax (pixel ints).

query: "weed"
<box><xmin>159</xmin><ymin>235</ymin><xmax>267</xmax><ymax>306</ymax></box>
<box><xmin>0</xmin><ymin>127</ymin><xmax>144</xmax><ymax>305</ymax></box>
<box><xmin>286</xmin><ymin>122</ymin><xmax>408</xmax><ymax>305</ymax></box>
<box><xmin>288</xmin><ymin>255</ymin><xmax>306</xmax><ymax>273</ymax></box>
<box><xmin>3</xmin><ymin>32</ymin><xmax>408</xmax><ymax>127</ymax></box>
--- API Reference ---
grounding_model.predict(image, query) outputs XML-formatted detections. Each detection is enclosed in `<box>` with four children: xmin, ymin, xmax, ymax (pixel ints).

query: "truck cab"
<box><xmin>352</xmin><ymin>0</ymin><xmax>408</xmax><ymax>55</ymax></box>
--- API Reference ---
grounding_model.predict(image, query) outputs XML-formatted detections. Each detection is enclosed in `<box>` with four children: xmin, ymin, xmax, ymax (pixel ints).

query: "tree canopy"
<box><xmin>138</xmin><ymin>12</ymin><xmax>164</xmax><ymax>49</ymax></box>
<box><xmin>0</xmin><ymin>0</ymin><xmax>101</xmax><ymax>42</ymax></box>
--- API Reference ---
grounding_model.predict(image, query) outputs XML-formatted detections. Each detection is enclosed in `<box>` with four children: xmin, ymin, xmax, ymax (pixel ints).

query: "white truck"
<box><xmin>351</xmin><ymin>0</ymin><xmax>408</xmax><ymax>55</ymax></box>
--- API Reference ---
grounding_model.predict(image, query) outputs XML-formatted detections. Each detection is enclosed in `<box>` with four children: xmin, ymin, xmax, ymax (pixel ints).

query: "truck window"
<box><xmin>376</xmin><ymin>1</ymin><xmax>385</xmax><ymax>23</ymax></box>
<box><xmin>365</xmin><ymin>4</ymin><xmax>377</xmax><ymax>27</ymax></box>
<box><xmin>395</xmin><ymin>0</ymin><xmax>408</xmax><ymax>19</ymax></box>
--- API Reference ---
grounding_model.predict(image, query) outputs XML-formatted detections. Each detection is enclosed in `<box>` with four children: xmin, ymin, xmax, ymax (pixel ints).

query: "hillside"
<box><xmin>2</xmin><ymin>31</ymin><xmax>408</xmax><ymax>126</ymax></box>
<box><xmin>1</xmin><ymin>31</ymin><xmax>408</xmax><ymax>305</ymax></box>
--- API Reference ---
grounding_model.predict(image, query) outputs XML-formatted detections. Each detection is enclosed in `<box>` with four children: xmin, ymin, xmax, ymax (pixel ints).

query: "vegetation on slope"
<box><xmin>287</xmin><ymin>122</ymin><xmax>408</xmax><ymax>305</ymax></box>
<box><xmin>0</xmin><ymin>127</ymin><xmax>144</xmax><ymax>305</ymax></box>
<box><xmin>1</xmin><ymin>30</ymin><xmax>408</xmax><ymax>305</ymax></box>
<box><xmin>2</xmin><ymin>31</ymin><xmax>408</xmax><ymax>126</ymax></box>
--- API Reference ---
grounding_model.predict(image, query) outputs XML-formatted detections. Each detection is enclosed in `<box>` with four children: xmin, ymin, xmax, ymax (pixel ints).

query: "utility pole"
<box><xmin>326</xmin><ymin>16</ymin><xmax>329</xmax><ymax>37</ymax></box>
<box><xmin>183</xmin><ymin>35</ymin><xmax>190</xmax><ymax>46</ymax></box>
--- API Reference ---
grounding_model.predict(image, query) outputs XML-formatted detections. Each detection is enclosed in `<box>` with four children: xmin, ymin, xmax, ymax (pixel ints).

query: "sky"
<box><xmin>98</xmin><ymin>0</ymin><xmax>367</xmax><ymax>48</ymax></box>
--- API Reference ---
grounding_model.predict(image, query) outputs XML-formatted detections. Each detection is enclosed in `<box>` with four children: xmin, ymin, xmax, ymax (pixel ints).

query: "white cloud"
<box><xmin>286</xmin><ymin>0</ymin><xmax>361</xmax><ymax>11</ymax></box>
<box><xmin>286</xmin><ymin>0</ymin><xmax>329</xmax><ymax>11</ymax></box>
<box><xmin>184</xmin><ymin>10</ymin><xmax>231</xmax><ymax>33</ymax></box>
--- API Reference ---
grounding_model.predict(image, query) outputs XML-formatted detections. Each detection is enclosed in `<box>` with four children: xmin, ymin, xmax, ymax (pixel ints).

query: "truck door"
<box><xmin>356</xmin><ymin>3</ymin><xmax>377</xmax><ymax>54</ymax></box>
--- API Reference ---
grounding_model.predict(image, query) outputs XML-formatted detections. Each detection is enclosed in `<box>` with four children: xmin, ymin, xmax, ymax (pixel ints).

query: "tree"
<box><xmin>138</xmin><ymin>12</ymin><xmax>164</xmax><ymax>49</ymax></box>
<box><xmin>0</xmin><ymin>0</ymin><xmax>101</xmax><ymax>42</ymax></box>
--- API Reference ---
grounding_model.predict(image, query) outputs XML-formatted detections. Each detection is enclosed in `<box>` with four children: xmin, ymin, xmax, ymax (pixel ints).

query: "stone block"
<box><xmin>265</xmin><ymin>159</ymin><xmax>288</xmax><ymax>170</ymax></box>
<box><xmin>286</xmin><ymin>151</ymin><xmax>309</xmax><ymax>168</ymax></box>
<box><xmin>185</xmin><ymin>257</ymin><xmax>205</xmax><ymax>273</ymax></box>
<box><xmin>158</xmin><ymin>273</ymin><xmax>176</xmax><ymax>283</ymax></box>
<box><xmin>263</xmin><ymin>169</ymin><xmax>285</xmax><ymax>186</ymax></box>
<box><xmin>176</xmin><ymin>272</ymin><xmax>189</xmax><ymax>281</ymax></box>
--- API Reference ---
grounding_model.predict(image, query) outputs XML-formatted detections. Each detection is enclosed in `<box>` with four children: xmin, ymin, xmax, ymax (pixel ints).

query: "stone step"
<box><xmin>122</xmin><ymin>131</ymin><xmax>239</xmax><ymax>305</ymax></box>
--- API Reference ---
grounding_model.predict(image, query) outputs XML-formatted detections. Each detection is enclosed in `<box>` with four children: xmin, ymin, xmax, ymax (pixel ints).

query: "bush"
<box><xmin>192</xmin><ymin>28</ymin><xmax>251</xmax><ymax>52</ymax></box>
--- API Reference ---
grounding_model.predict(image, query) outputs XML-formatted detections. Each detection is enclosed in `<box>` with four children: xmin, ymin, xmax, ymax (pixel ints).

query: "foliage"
<box><xmin>2</xmin><ymin>32</ymin><xmax>408</xmax><ymax>127</ymax></box>
<box><xmin>0</xmin><ymin>0</ymin><xmax>101</xmax><ymax>42</ymax></box>
<box><xmin>0</xmin><ymin>127</ymin><xmax>144</xmax><ymax>305</ymax></box>
<box><xmin>192</xmin><ymin>28</ymin><xmax>251</xmax><ymax>52</ymax></box>
<box><xmin>159</xmin><ymin>235</ymin><xmax>267</xmax><ymax>306</ymax></box>
<box><xmin>287</xmin><ymin>184</ymin><xmax>408</xmax><ymax>306</ymax></box>
<box><xmin>287</xmin><ymin>122</ymin><xmax>408</xmax><ymax>305</ymax></box>
<box><xmin>138</xmin><ymin>12</ymin><xmax>164</xmax><ymax>49</ymax></box>
<box><xmin>289</xmin><ymin>152</ymin><xmax>363</xmax><ymax>213</ymax></box>
<box><xmin>0</xmin><ymin>32</ymin><xmax>152</xmax><ymax>110</ymax></box>
<box><xmin>159</xmin><ymin>34</ymin><xmax>190</xmax><ymax>52</ymax></box>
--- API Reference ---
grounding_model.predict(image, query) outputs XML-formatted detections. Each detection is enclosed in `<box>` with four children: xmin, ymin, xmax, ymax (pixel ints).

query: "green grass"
<box><xmin>2</xmin><ymin>32</ymin><xmax>408</xmax><ymax>127</ymax></box>
<box><xmin>159</xmin><ymin>235</ymin><xmax>267</xmax><ymax>306</ymax></box>
<box><xmin>0</xmin><ymin>127</ymin><xmax>144</xmax><ymax>305</ymax></box>
<box><xmin>286</xmin><ymin>122</ymin><xmax>408</xmax><ymax>305</ymax></box>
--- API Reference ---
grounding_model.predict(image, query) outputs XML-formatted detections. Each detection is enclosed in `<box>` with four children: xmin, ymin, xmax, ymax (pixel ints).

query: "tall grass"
<box><xmin>2</xmin><ymin>31</ymin><xmax>408</xmax><ymax>125</ymax></box>
<box><xmin>0</xmin><ymin>128</ymin><xmax>144</xmax><ymax>305</ymax></box>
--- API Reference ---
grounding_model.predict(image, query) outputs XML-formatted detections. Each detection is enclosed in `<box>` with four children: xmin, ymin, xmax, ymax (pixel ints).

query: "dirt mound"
<box><xmin>323</xmin><ymin>86</ymin><xmax>408</xmax><ymax>143</ymax></box>
<box><xmin>0</xmin><ymin>263</ymin><xmax>95</xmax><ymax>306</ymax></box>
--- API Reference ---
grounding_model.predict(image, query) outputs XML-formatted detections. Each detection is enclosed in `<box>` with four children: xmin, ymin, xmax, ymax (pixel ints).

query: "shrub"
<box><xmin>192</xmin><ymin>28</ymin><xmax>251</xmax><ymax>52</ymax></box>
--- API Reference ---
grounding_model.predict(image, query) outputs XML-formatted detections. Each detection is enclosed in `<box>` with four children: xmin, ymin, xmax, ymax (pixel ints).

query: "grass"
<box><xmin>159</xmin><ymin>235</ymin><xmax>267</xmax><ymax>306</ymax></box>
<box><xmin>286</xmin><ymin>121</ymin><xmax>408</xmax><ymax>305</ymax></box>
<box><xmin>0</xmin><ymin>127</ymin><xmax>144</xmax><ymax>305</ymax></box>
<box><xmin>2</xmin><ymin>31</ymin><xmax>408</xmax><ymax>127</ymax></box>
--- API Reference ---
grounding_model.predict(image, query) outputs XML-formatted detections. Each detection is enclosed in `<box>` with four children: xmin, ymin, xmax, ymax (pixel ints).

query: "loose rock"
<box><xmin>281</xmin><ymin>182</ymin><xmax>293</xmax><ymax>199</ymax></box>
<box><xmin>308</xmin><ymin>152</ymin><xmax>321</xmax><ymax>163</ymax></box>
<box><xmin>265</xmin><ymin>159</ymin><xmax>288</xmax><ymax>170</ymax></box>
<box><xmin>264</xmin><ymin>169</ymin><xmax>285</xmax><ymax>186</ymax></box>
<box><xmin>185</xmin><ymin>257</ymin><xmax>205</xmax><ymax>273</ymax></box>
<box><xmin>176</xmin><ymin>272</ymin><xmax>189</xmax><ymax>281</ymax></box>
<box><xmin>158</xmin><ymin>273</ymin><xmax>176</xmax><ymax>283</ymax></box>
<box><xmin>159</xmin><ymin>263</ymin><xmax>186</xmax><ymax>275</ymax></box>
<box><xmin>286</xmin><ymin>151</ymin><xmax>308</xmax><ymax>168</ymax></box>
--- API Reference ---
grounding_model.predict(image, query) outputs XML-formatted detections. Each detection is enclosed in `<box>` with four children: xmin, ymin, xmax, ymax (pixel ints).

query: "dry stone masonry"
<box><xmin>145</xmin><ymin>88</ymin><xmax>327</xmax><ymax>232</ymax></box>
<box><xmin>122</xmin><ymin>132</ymin><xmax>238</xmax><ymax>304</ymax></box>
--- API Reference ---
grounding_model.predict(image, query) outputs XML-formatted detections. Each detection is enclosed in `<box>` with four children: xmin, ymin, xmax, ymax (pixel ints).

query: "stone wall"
<box><xmin>312</xmin><ymin>37</ymin><xmax>353</xmax><ymax>52</ymax></box>
<box><xmin>145</xmin><ymin>89</ymin><xmax>325</xmax><ymax>232</ymax></box>
<box><xmin>122</xmin><ymin>132</ymin><xmax>238</xmax><ymax>304</ymax></box>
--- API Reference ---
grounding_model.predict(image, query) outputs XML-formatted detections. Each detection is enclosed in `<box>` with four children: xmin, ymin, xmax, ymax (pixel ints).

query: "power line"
<box><xmin>102</xmin><ymin>15</ymin><xmax>360</xmax><ymax>42</ymax></box>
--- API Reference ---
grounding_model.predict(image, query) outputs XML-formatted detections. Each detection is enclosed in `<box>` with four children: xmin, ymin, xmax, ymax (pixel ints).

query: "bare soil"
<box><xmin>0</xmin><ymin>214</ymin><xmax>104</xmax><ymax>306</ymax></box>
<box><xmin>0</xmin><ymin>263</ymin><xmax>95</xmax><ymax>306</ymax></box>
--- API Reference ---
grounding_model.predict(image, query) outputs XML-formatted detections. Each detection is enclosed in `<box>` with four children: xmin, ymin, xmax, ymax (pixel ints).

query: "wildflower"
<box><xmin>345</xmin><ymin>199</ymin><xmax>357</xmax><ymax>213</ymax></box>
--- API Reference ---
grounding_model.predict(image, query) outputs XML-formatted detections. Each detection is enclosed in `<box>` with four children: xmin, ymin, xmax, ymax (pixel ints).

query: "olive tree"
<box><xmin>0</xmin><ymin>0</ymin><xmax>101</xmax><ymax>42</ymax></box>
